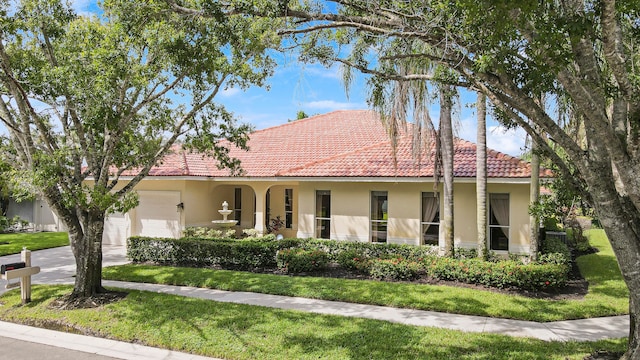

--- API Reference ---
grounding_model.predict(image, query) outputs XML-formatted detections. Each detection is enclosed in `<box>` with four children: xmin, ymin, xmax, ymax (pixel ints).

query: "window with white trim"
<box><xmin>371</xmin><ymin>191</ymin><xmax>388</xmax><ymax>243</ymax></box>
<box><xmin>421</xmin><ymin>192</ymin><xmax>440</xmax><ymax>246</ymax></box>
<box><xmin>285</xmin><ymin>188</ymin><xmax>293</xmax><ymax>229</ymax></box>
<box><xmin>234</xmin><ymin>188</ymin><xmax>242</xmax><ymax>224</ymax></box>
<box><xmin>489</xmin><ymin>193</ymin><xmax>510</xmax><ymax>251</ymax></box>
<box><xmin>315</xmin><ymin>190</ymin><xmax>331</xmax><ymax>239</ymax></box>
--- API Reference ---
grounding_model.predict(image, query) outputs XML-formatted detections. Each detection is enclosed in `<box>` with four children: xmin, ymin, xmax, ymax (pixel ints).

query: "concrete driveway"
<box><xmin>0</xmin><ymin>245</ymin><xmax>128</xmax><ymax>296</ymax></box>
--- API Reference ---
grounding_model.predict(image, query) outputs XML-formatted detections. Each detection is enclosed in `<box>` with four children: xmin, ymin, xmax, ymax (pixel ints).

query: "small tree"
<box><xmin>296</xmin><ymin>110</ymin><xmax>308</xmax><ymax>120</ymax></box>
<box><xmin>0</xmin><ymin>0</ymin><xmax>278</xmax><ymax>300</ymax></box>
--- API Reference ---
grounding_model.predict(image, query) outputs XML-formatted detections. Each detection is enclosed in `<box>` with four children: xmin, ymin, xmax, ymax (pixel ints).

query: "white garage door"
<box><xmin>134</xmin><ymin>191</ymin><xmax>182</xmax><ymax>238</ymax></box>
<box><xmin>103</xmin><ymin>212</ymin><xmax>129</xmax><ymax>246</ymax></box>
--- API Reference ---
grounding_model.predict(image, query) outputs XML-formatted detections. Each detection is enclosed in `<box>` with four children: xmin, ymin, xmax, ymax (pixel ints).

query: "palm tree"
<box><xmin>439</xmin><ymin>85</ymin><xmax>455</xmax><ymax>257</ymax></box>
<box><xmin>476</xmin><ymin>92</ymin><xmax>488</xmax><ymax>259</ymax></box>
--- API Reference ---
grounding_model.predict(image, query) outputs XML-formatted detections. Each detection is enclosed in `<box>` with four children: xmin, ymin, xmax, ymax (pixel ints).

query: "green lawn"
<box><xmin>0</xmin><ymin>228</ymin><xmax>629</xmax><ymax>359</ymax></box>
<box><xmin>0</xmin><ymin>285</ymin><xmax>626</xmax><ymax>360</ymax></box>
<box><xmin>0</xmin><ymin>232</ymin><xmax>69</xmax><ymax>256</ymax></box>
<box><xmin>103</xmin><ymin>229</ymin><xmax>629</xmax><ymax>322</ymax></box>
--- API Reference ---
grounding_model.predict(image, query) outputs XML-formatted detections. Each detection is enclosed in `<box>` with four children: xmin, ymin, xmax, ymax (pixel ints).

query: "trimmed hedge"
<box><xmin>276</xmin><ymin>248</ymin><xmax>329</xmax><ymax>273</ymax></box>
<box><xmin>128</xmin><ymin>236</ymin><xmax>569</xmax><ymax>291</ymax></box>
<box><xmin>425</xmin><ymin>257</ymin><xmax>568</xmax><ymax>290</ymax></box>
<box><xmin>354</xmin><ymin>255</ymin><xmax>567</xmax><ymax>290</ymax></box>
<box><xmin>127</xmin><ymin>236</ymin><xmax>301</xmax><ymax>270</ymax></box>
<box><xmin>295</xmin><ymin>238</ymin><xmax>438</xmax><ymax>261</ymax></box>
<box><xmin>369</xmin><ymin>258</ymin><xmax>423</xmax><ymax>281</ymax></box>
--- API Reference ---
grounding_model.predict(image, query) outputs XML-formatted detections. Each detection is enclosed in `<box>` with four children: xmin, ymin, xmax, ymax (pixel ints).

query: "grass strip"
<box><xmin>0</xmin><ymin>232</ymin><xmax>69</xmax><ymax>256</ymax></box>
<box><xmin>0</xmin><ymin>285</ymin><xmax>627</xmax><ymax>360</ymax></box>
<box><xmin>103</xmin><ymin>229</ymin><xmax>628</xmax><ymax>322</ymax></box>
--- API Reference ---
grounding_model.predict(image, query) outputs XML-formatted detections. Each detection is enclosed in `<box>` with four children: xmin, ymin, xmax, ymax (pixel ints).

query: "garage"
<box><xmin>133</xmin><ymin>191</ymin><xmax>182</xmax><ymax>238</ymax></box>
<box><xmin>103</xmin><ymin>190</ymin><xmax>182</xmax><ymax>245</ymax></box>
<box><xmin>103</xmin><ymin>212</ymin><xmax>130</xmax><ymax>246</ymax></box>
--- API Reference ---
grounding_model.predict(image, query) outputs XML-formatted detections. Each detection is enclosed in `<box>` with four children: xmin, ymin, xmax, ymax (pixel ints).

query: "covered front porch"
<box><xmin>190</xmin><ymin>182</ymin><xmax>299</xmax><ymax>238</ymax></box>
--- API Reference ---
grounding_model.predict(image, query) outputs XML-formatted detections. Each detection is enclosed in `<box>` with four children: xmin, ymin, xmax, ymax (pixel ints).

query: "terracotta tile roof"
<box><xmin>140</xmin><ymin>109</ymin><xmax>550</xmax><ymax>179</ymax></box>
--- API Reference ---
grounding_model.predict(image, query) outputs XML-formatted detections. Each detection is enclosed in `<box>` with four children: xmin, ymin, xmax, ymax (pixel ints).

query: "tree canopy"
<box><xmin>0</xmin><ymin>0</ymin><xmax>279</xmax><ymax>297</ymax></box>
<box><xmin>166</xmin><ymin>0</ymin><xmax>640</xmax><ymax>357</ymax></box>
<box><xmin>279</xmin><ymin>1</ymin><xmax>640</xmax><ymax>357</ymax></box>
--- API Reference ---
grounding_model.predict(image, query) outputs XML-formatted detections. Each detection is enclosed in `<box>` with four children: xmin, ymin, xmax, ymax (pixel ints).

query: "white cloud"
<box><xmin>487</xmin><ymin>125</ymin><xmax>527</xmax><ymax>157</ymax></box>
<box><xmin>221</xmin><ymin>87</ymin><xmax>241</xmax><ymax>97</ymax></box>
<box><xmin>304</xmin><ymin>64</ymin><xmax>343</xmax><ymax>80</ymax></box>
<box><xmin>70</xmin><ymin>0</ymin><xmax>98</xmax><ymax>17</ymax></box>
<box><xmin>456</xmin><ymin>117</ymin><xmax>527</xmax><ymax>157</ymax></box>
<box><xmin>455</xmin><ymin>117</ymin><xmax>474</xmax><ymax>140</ymax></box>
<box><xmin>238</xmin><ymin>113</ymin><xmax>288</xmax><ymax>130</ymax></box>
<box><xmin>303</xmin><ymin>100</ymin><xmax>366</xmax><ymax>111</ymax></box>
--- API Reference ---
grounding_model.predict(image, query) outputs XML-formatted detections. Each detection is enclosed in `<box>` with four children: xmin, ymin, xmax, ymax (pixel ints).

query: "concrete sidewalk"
<box><xmin>0</xmin><ymin>245</ymin><xmax>631</xmax><ymax>360</ymax></box>
<box><xmin>103</xmin><ymin>280</ymin><xmax>629</xmax><ymax>342</ymax></box>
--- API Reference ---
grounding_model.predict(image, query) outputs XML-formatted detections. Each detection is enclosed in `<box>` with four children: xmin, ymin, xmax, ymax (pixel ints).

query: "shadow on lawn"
<box><xmin>108</xmin><ymin>290</ymin><xmax>624</xmax><ymax>360</ymax></box>
<box><xmin>0</xmin><ymin>285</ymin><xmax>626</xmax><ymax>359</ymax></box>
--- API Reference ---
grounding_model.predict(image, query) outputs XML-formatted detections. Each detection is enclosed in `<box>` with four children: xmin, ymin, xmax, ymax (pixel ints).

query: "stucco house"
<box><xmin>103</xmin><ymin>110</ymin><xmax>550</xmax><ymax>255</ymax></box>
<box><xmin>5</xmin><ymin>197</ymin><xmax>61</xmax><ymax>232</ymax></box>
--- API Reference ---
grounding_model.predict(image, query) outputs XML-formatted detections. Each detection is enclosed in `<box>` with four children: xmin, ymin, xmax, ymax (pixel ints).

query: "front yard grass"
<box><xmin>103</xmin><ymin>229</ymin><xmax>629</xmax><ymax>322</ymax></box>
<box><xmin>0</xmin><ymin>285</ymin><xmax>626</xmax><ymax>360</ymax></box>
<box><xmin>0</xmin><ymin>232</ymin><xmax>69</xmax><ymax>256</ymax></box>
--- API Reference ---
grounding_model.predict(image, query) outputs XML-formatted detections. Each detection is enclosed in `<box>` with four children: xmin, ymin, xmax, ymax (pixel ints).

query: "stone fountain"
<box><xmin>211</xmin><ymin>201</ymin><xmax>238</xmax><ymax>228</ymax></box>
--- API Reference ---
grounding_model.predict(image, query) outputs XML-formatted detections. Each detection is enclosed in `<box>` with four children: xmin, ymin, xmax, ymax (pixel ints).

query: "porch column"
<box><xmin>251</xmin><ymin>184</ymin><xmax>270</xmax><ymax>234</ymax></box>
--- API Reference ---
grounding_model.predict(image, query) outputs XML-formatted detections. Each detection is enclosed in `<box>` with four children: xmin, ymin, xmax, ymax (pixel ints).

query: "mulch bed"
<box><xmin>582</xmin><ymin>351</ymin><xmax>626</xmax><ymax>360</ymax></box>
<box><xmin>248</xmin><ymin>253</ymin><xmax>591</xmax><ymax>301</ymax></box>
<box><xmin>48</xmin><ymin>290</ymin><xmax>129</xmax><ymax>310</ymax></box>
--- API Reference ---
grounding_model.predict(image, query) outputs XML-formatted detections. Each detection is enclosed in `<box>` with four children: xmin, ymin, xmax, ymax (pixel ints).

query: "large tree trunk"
<box><xmin>476</xmin><ymin>92</ymin><xmax>487</xmax><ymax>259</ymax></box>
<box><xmin>44</xmin><ymin>183</ymin><xmax>107</xmax><ymax>299</ymax></box>
<box><xmin>440</xmin><ymin>87</ymin><xmax>455</xmax><ymax>257</ymax></box>
<box><xmin>587</xmin><ymin>180</ymin><xmax>640</xmax><ymax>360</ymax></box>
<box><xmin>575</xmin><ymin>129</ymin><xmax>640</xmax><ymax>359</ymax></box>
<box><xmin>70</xmin><ymin>212</ymin><xmax>107</xmax><ymax>298</ymax></box>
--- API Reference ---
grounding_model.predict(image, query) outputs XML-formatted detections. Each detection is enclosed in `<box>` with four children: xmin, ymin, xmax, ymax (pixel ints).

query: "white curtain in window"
<box><xmin>422</xmin><ymin>193</ymin><xmax>439</xmax><ymax>232</ymax></box>
<box><xmin>490</xmin><ymin>194</ymin><xmax>510</xmax><ymax>238</ymax></box>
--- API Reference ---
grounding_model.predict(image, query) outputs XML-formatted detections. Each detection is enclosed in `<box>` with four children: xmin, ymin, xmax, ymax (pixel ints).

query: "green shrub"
<box><xmin>369</xmin><ymin>257</ymin><xmax>424</xmax><ymax>281</ymax></box>
<box><xmin>0</xmin><ymin>216</ymin><xmax>9</xmax><ymax>232</ymax></box>
<box><xmin>296</xmin><ymin>239</ymin><xmax>438</xmax><ymax>261</ymax></box>
<box><xmin>516</xmin><ymin>263</ymin><xmax>568</xmax><ymax>290</ymax></box>
<box><xmin>182</xmin><ymin>227</ymin><xmax>235</xmax><ymax>239</ymax></box>
<box><xmin>336</xmin><ymin>249</ymin><xmax>372</xmax><ymax>273</ymax></box>
<box><xmin>127</xmin><ymin>236</ymin><xmax>301</xmax><ymax>270</ymax></box>
<box><xmin>539</xmin><ymin>236</ymin><xmax>571</xmax><ymax>266</ymax></box>
<box><xmin>425</xmin><ymin>257</ymin><xmax>568</xmax><ymax>290</ymax></box>
<box><xmin>128</xmin><ymin>236</ymin><xmax>568</xmax><ymax>291</ymax></box>
<box><xmin>453</xmin><ymin>248</ymin><xmax>477</xmax><ymax>259</ymax></box>
<box><xmin>276</xmin><ymin>248</ymin><xmax>329</xmax><ymax>273</ymax></box>
<box><xmin>574</xmin><ymin>240</ymin><xmax>592</xmax><ymax>253</ymax></box>
<box><xmin>0</xmin><ymin>215</ymin><xmax>29</xmax><ymax>233</ymax></box>
<box><xmin>537</xmin><ymin>252</ymin><xmax>568</xmax><ymax>266</ymax></box>
<box><xmin>241</xmin><ymin>228</ymin><xmax>262</xmax><ymax>239</ymax></box>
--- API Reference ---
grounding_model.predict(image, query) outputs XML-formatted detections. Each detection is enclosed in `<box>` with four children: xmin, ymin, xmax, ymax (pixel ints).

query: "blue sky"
<box><xmin>217</xmin><ymin>56</ymin><xmax>528</xmax><ymax>157</ymax></box>
<box><xmin>13</xmin><ymin>0</ymin><xmax>529</xmax><ymax>157</ymax></box>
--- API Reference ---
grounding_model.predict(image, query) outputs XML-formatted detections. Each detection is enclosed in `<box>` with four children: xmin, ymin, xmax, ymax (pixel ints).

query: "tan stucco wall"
<box><xmin>93</xmin><ymin>177</ymin><xmax>533</xmax><ymax>253</ymax></box>
<box><xmin>298</xmin><ymin>180</ymin><xmax>532</xmax><ymax>253</ymax></box>
<box><xmin>452</xmin><ymin>183</ymin><xmax>476</xmax><ymax>248</ymax></box>
<box><xmin>183</xmin><ymin>181</ymin><xmax>215</xmax><ymax>227</ymax></box>
<box><xmin>298</xmin><ymin>182</ymin><xmax>436</xmax><ymax>244</ymax></box>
